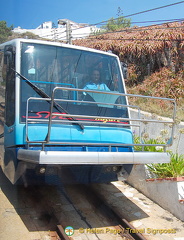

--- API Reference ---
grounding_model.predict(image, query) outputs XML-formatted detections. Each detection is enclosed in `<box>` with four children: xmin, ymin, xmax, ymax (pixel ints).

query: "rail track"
<box><xmin>0</xmin><ymin>170</ymin><xmax>147</xmax><ymax>240</ymax></box>
<box><xmin>1</xmin><ymin>167</ymin><xmax>184</xmax><ymax>240</ymax></box>
<box><xmin>54</xmin><ymin>184</ymin><xmax>147</xmax><ymax>240</ymax></box>
<box><xmin>19</xmin><ymin>180</ymin><xmax>147</xmax><ymax>240</ymax></box>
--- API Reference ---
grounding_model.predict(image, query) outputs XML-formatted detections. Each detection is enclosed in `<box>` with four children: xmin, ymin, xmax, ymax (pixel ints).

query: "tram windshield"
<box><xmin>20</xmin><ymin>42</ymin><xmax>127</xmax><ymax>123</ymax></box>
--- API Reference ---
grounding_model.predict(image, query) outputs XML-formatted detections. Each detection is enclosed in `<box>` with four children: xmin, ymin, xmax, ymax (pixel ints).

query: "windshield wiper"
<box><xmin>13</xmin><ymin>69</ymin><xmax>84</xmax><ymax>130</ymax></box>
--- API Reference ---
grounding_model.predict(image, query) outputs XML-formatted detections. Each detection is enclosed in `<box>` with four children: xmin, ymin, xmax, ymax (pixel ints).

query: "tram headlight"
<box><xmin>112</xmin><ymin>166</ymin><xmax>118</xmax><ymax>172</ymax></box>
<box><xmin>104</xmin><ymin>166</ymin><xmax>120</xmax><ymax>173</ymax></box>
<box><xmin>39</xmin><ymin>167</ymin><xmax>46</xmax><ymax>174</ymax></box>
<box><xmin>105</xmin><ymin>166</ymin><xmax>112</xmax><ymax>172</ymax></box>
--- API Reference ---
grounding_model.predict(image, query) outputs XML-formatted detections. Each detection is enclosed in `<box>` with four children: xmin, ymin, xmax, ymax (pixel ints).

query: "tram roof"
<box><xmin>0</xmin><ymin>38</ymin><xmax>118</xmax><ymax>58</ymax></box>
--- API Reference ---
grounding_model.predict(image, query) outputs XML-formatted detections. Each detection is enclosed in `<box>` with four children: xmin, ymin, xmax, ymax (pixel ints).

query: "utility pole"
<box><xmin>58</xmin><ymin>19</ymin><xmax>72</xmax><ymax>44</ymax></box>
<box><xmin>66</xmin><ymin>20</ymin><xmax>72</xmax><ymax>44</ymax></box>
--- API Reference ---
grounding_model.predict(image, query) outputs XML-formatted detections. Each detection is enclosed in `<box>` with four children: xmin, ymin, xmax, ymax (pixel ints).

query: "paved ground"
<box><xmin>92</xmin><ymin>181</ymin><xmax>184</xmax><ymax>240</ymax></box>
<box><xmin>0</xmin><ymin>167</ymin><xmax>184</xmax><ymax>240</ymax></box>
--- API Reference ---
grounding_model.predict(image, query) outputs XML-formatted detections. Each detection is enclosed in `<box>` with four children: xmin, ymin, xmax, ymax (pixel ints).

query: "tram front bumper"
<box><xmin>17</xmin><ymin>149</ymin><xmax>170</xmax><ymax>164</ymax></box>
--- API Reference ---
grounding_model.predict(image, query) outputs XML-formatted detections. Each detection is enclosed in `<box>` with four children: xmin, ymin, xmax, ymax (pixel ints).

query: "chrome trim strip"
<box><xmin>18</xmin><ymin>149</ymin><xmax>170</xmax><ymax>164</ymax></box>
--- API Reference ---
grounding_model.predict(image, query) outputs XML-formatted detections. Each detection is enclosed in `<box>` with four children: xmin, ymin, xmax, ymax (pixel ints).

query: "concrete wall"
<box><xmin>130</xmin><ymin>109</ymin><xmax>184</xmax><ymax>155</ymax></box>
<box><xmin>127</xmin><ymin>165</ymin><xmax>184</xmax><ymax>221</ymax></box>
<box><xmin>127</xmin><ymin>110</ymin><xmax>184</xmax><ymax>221</ymax></box>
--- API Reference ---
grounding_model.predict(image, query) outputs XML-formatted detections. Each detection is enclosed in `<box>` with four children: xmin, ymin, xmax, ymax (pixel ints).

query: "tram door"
<box><xmin>0</xmin><ymin>45</ymin><xmax>16</xmax><ymax>180</ymax></box>
<box><xmin>4</xmin><ymin>45</ymin><xmax>16</xmax><ymax>147</ymax></box>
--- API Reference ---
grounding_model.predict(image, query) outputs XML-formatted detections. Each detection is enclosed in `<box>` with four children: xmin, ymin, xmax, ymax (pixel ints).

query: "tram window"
<box><xmin>0</xmin><ymin>50</ymin><xmax>5</xmax><ymax>133</ymax></box>
<box><xmin>4</xmin><ymin>47</ymin><xmax>15</xmax><ymax>127</ymax></box>
<box><xmin>20</xmin><ymin>43</ymin><xmax>127</xmax><ymax>122</ymax></box>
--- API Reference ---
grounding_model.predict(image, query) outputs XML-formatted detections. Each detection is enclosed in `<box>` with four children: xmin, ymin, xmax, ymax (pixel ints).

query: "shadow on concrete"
<box><xmin>0</xmin><ymin>167</ymin><xmax>149</xmax><ymax>234</ymax></box>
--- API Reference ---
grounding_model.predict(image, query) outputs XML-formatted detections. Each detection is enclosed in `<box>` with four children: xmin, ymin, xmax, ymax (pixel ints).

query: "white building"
<box><xmin>13</xmin><ymin>20</ymin><xmax>100</xmax><ymax>42</ymax></box>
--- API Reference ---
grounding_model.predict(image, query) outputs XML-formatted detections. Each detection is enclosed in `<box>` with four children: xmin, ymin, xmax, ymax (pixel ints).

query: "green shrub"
<box><xmin>134</xmin><ymin>136</ymin><xmax>184</xmax><ymax>178</ymax></box>
<box><xmin>147</xmin><ymin>153</ymin><xmax>184</xmax><ymax>178</ymax></box>
<box><xmin>133</xmin><ymin>135</ymin><xmax>165</xmax><ymax>152</ymax></box>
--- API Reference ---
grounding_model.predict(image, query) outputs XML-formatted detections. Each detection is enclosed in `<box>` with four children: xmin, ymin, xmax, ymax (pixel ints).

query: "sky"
<box><xmin>1</xmin><ymin>0</ymin><xmax>184</xmax><ymax>29</ymax></box>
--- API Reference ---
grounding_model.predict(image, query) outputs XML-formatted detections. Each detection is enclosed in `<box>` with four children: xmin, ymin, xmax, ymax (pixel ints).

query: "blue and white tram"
<box><xmin>0</xmin><ymin>39</ymin><xmax>174</xmax><ymax>184</ymax></box>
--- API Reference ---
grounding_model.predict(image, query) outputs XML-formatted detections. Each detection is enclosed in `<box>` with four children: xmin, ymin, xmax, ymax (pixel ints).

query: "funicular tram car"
<box><xmin>0</xmin><ymin>39</ymin><xmax>175</xmax><ymax>184</ymax></box>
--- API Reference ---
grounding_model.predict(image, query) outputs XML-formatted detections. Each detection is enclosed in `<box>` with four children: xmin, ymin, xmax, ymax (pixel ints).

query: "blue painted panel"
<box><xmin>15</xmin><ymin>124</ymin><xmax>25</xmax><ymax>144</ymax></box>
<box><xmin>26</xmin><ymin>124</ymin><xmax>71</xmax><ymax>142</ymax></box>
<box><xmin>4</xmin><ymin>125</ymin><xmax>15</xmax><ymax>147</ymax></box>
<box><xmin>15</xmin><ymin>124</ymin><xmax>71</xmax><ymax>144</ymax></box>
<box><xmin>14</xmin><ymin>123</ymin><xmax>133</xmax><ymax>145</ymax></box>
<box><xmin>71</xmin><ymin>126</ymin><xmax>101</xmax><ymax>142</ymax></box>
<box><xmin>100</xmin><ymin>127</ymin><xmax>133</xmax><ymax>144</ymax></box>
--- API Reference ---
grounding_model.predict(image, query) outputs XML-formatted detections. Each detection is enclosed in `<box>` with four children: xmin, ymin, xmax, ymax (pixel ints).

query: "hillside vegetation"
<box><xmin>1</xmin><ymin>21</ymin><xmax>183</xmax><ymax>120</ymax></box>
<box><xmin>74</xmin><ymin>22</ymin><xmax>184</xmax><ymax>120</ymax></box>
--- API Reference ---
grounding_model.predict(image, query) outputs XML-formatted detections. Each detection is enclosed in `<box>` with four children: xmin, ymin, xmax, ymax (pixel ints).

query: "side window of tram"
<box><xmin>0</xmin><ymin>51</ymin><xmax>5</xmax><ymax>134</ymax></box>
<box><xmin>4</xmin><ymin>46</ymin><xmax>15</xmax><ymax>127</ymax></box>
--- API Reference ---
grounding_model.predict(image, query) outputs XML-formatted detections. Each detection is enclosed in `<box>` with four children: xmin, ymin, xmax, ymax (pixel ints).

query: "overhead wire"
<box><xmin>87</xmin><ymin>25</ymin><xmax>184</xmax><ymax>37</ymax></box>
<box><xmin>72</xmin><ymin>22</ymin><xmax>184</xmax><ymax>42</ymax></box>
<box><xmin>38</xmin><ymin>28</ymin><xmax>67</xmax><ymax>39</ymax></box>
<box><xmin>69</xmin><ymin>1</ymin><xmax>184</xmax><ymax>31</ymax></box>
<box><xmin>81</xmin><ymin>38</ymin><xmax>184</xmax><ymax>42</ymax></box>
<box><xmin>34</xmin><ymin>1</ymin><xmax>184</xmax><ymax>41</ymax></box>
<box><xmin>67</xmin><ymin>1</ymin><xmax>184</xmax><ymax>41</ymax></box>
<box><xmin>57</xmin><ymin>18</ymin><xmax>183</xmax><ymax>42</ymax></box>
<box><xmin>41</xmin><ymin>20</ymin><xmax>184</xmax><ymax>41</ymax></box>
<box><xmin>99</xmin><ymin>18</ymin><xmax>184</xmax><ymax>26</ymax></box>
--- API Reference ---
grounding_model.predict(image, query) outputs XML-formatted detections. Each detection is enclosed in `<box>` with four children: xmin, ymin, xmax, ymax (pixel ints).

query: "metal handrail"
<box><xmin>25</xmin><ymin>86</ymin><xmax>176</xmax><ymax>150</ymax></box>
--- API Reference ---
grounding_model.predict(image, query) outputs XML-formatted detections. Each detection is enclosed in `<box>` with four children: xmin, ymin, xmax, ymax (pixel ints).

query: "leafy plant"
<box><xmin>134</xmin><ymin>135</ymin><xmax>184</xmax><ymax>178</ymax></box>
<box><xmin>133</xmin><ymin>135</ymin><xmax>165</xmax><ymax>152</ymax></box>
<box><xmin>101</xmin><ymin>7</ymin><xmax>131</xmax><ymax>32</ymax></box>
<box><xmin>0</xmin><ymin>21</ymin><xmax>13</xmax><ymax>43</ymax></box>
<box><xmin>147</xmin><ymin>153</ymin><xmax>184</xmax><ymax>178</ymax></box>
<box><xmin>102</xmin><ymin>16</ymin><xmax>131</xmax><ymax>32</ymax></box>
<box><xmin>74</xmin><ymin>22</ymin><xmax>184</xmax><ymax>80</ymax></box>
<box><xmin>74</xmin><ymin>22</ymin><xmax>184</xmax><ymax>121</ymax></box>
<box><xmin>128</xmin><ymin>68</ymin><xmax>184</xmax><ymax>102</ymax></box>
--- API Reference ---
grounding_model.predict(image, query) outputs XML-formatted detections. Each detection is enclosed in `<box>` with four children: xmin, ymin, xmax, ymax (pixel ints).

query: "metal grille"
<box><xmin>25</xmin><ymin>87</ymin><xmax>176</xmax><ymax>150</ymax></box>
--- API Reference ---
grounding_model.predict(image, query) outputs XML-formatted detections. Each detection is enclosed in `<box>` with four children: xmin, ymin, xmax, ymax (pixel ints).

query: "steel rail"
<box><xmin>89</xmin><ymin>186</ymin><xmax>147</xmax><ymax>240</ymax></box>
<box><xmin>52</xmin><ymin>86</ymin><xmax>176</xmax><ymax>102</ymax></box>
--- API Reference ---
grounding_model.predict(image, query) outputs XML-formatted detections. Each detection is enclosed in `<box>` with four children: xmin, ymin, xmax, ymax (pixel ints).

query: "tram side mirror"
<box><xmin>4</xmin><ymin>45</ymin><xmax>15</xmax><ymax>72</ymax></box>
<box><xmin>4</xmin><ymin>51</ymin><xmax>13</xmax><ymax>71</ymax></box>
